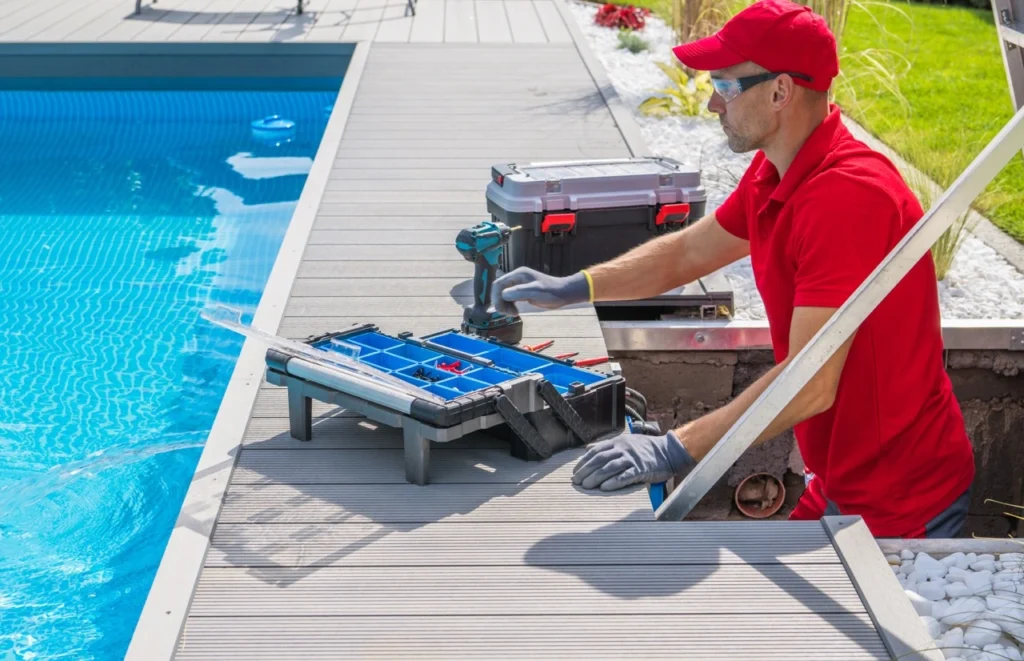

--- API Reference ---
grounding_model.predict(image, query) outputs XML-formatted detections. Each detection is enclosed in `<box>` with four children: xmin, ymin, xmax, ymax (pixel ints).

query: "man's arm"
<box><xmin>586</xmin><ymin>213</ymin><xmax>750</xmax><ymax>303</ymax></box>
<box><xmin>673</xmin><ymin>305</ymin><xmax>856</xmax><ymax>462</ymax></box>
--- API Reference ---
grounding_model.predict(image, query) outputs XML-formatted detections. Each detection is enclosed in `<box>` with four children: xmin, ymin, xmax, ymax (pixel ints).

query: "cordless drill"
<box><xmin>455</xmin><ymin>220</ymin><xmax>524</xmax><ymax>344</ymax></box>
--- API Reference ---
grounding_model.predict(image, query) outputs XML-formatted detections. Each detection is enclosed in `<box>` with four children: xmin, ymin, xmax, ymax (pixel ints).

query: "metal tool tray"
<box><xmin>265</xmin><ymin>324</ymin><xmax>627</xmax><ymax>484</ymax></box>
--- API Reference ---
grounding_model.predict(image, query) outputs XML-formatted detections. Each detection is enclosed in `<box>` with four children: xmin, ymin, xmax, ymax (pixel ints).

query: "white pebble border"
<box><xmin>891</xmin><ymin>550</ymin><xmax>1024</xmax><ymax>661</ymax></box>
<box><xmin>566</xmin><ymin>0</ymin><xmax>1024</xmax><ymax>321</ymax></box>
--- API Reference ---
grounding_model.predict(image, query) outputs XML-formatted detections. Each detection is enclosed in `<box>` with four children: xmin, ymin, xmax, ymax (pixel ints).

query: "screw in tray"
<box><xmin>412</xmin><ymin>367</ymin><xmax>443</xmax><ymax>383</ymax></box>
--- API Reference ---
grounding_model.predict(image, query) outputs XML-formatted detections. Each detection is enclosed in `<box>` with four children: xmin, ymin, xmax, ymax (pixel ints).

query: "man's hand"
<box><xmin>572</xmin><ymin>430</ymin><xmax>696</xmax><ymax>491</ymax></box>
<box><xmin>490</xmin><ymin>267</ymin><xmax>590</xmax><ymax>316</ymax></box>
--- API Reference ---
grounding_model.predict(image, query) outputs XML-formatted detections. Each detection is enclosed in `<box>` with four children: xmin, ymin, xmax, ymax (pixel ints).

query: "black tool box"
<box><xmin>486</xmin><ymin>156</ymin><xmax>707</xmax><ymax>278</ymax></box>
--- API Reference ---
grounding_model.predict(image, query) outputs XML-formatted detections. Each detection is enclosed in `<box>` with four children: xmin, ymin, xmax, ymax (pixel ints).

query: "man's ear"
<box><xmin>771</xmin><ymin>76</ymin><xmax>795</xmax><ymax>108</ymax></box>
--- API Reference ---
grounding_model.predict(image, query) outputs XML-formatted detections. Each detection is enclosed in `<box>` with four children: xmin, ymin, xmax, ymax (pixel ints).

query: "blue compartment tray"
<box><xmin>308</xmin><ymin>327</ymin><xmax>607</xmax><ymax>401</ymax></box>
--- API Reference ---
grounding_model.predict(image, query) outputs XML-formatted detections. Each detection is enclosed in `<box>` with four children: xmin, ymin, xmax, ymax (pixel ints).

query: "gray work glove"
<box><xmin>490</xmin><ymin>267</ymin><xmax>590</xmax><ymax>316</ymax></box>
<box><xmin>572</xmin><ymin>430</ymin><xmax>696</xmax><ymax>492</ymax></box>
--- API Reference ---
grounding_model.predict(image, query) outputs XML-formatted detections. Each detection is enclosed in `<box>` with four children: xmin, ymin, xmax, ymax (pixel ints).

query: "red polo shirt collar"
<box><xmin>753</xmin><ymin>103</ymin><xmax>845</xmax><ymax>204</ymax></box>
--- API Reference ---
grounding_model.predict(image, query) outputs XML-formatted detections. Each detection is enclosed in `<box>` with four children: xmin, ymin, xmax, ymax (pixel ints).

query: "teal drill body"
<box><xmin>455</xmin><ymin>220</ymin><xmax>523</xmax><ymax>344</ymax></box>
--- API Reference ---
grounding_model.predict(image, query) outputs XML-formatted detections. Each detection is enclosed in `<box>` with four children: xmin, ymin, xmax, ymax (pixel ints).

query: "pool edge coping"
<box><xmin>123</xmin><ymin>39</ymin><xmax>372</xmax><ymax>661</ymax></box>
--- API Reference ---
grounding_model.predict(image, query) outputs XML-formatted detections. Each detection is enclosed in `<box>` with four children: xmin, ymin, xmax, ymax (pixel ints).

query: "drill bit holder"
<box><xmin>264</xmin><ymin>324</ymin><xmax>628</xmax><ymax>485</ymax></box>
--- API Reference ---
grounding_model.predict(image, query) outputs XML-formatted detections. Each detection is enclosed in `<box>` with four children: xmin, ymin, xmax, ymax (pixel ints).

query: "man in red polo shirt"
<box><xmin>491</xmin><ymin>0</ymin><xmax>975</xmax><ymax>538</ymax></box>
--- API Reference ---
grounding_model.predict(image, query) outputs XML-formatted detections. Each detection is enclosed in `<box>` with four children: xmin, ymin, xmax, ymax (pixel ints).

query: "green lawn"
<box><xmin>836</xmin><ymin>1</ymin><xmax>1024</xmax><ymax>242</ymax></box>
<box><xmin>603</xmin><ymin>0</ymin><xmax>1024</xmax><ymax>242</ymax></box>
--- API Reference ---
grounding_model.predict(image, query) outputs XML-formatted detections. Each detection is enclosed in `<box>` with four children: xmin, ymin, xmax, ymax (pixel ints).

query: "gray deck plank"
<box><xmin>373</xmin><ymin>0</ymin><xmax>415</xmax><ymax>42</ymax></box>
<box><xmin>302</xmin><ymin>244</ymin><xmax>483</xmax><ymax>260</ymax></box>
<box><xmin>219</xmin><ymin>482</ymin><xmax>654</xmax><ymax>523</ymax></box>
<box><xmin>231</xmin><ymin>447</ymin><xmax>586</xmax><ymax>484</ymax></box>
<box><xmin>309</xmin><ymin>227</ymin><xmax>486</xmax><ymax>243</ymax></box>
<box><xmin>189</xmin><ymin>564</ymin><xmax>867</xmax><ymax>617</ymax></box>
<box><xmin>504</xmin><ymin>0</ymin><xmax>547</xmax><ymax>42</ymax></box>
<box><xmin>206</xmin><ymin>520</ymin><xmax>843</xmax><ymax>567</ymax></box>
<box><xmin>175</xmin><ymin>614</ymin><xmax>889</xmax><ymax>661</ymax></box>
<box><xmin>302</xmin><ymin>0</ymin><xmax>355</xmax><ymax>41</ymax></box>
<box><xmin>24</xmin><ymin>0</ymin><xmax>125</xmax><ymax>40</ymax></box>
<box><xmin>444</xmin><ymin>0</ymin><xmax>479</xmax><ymax>41</ymax></box>
<box><xmin>298</xmin><ymin>260</ymin><xmax>474</xmax><ymax>277</ymax></box>
<box><xmin>283</xmin><ymin>297</ymin><xmax>604</xmax><ymax>319</ymax></box>
<box><xmin>234</xmin><ymin>0</ymin><xmax>294</xmax><ymax>41</ymax></box>
<box><xmin>290</xmin><ymin>277</ymin><xmax>486</xmax><ymax>297</ymax></box>
<box><xmin>276</xmin><ymin>317</ymin><xmax>609</xmax><ymax>341</ymax></box>
<box><xmin>408</xmin><ymin>0</ymin><xmax>445</xmax><ymax>42</ymax></box>
<box><xmin>533</xmin><ymin>0</ymin><xmax>571</xmax><ymax>42</ymax></box>
<box><xmin>475</xmin><ymin>0</ymin><xmax>513</xmax><ymax>41</ymax></box>
<box><xmin>242</xmin><ymin>415</ymin><xmax>510</xmax><ymax>449</ymax></box>
<box><xmin>342</xmin><ymin>0</ymin><xmax>388</xmax><ymax>41</ymax></box>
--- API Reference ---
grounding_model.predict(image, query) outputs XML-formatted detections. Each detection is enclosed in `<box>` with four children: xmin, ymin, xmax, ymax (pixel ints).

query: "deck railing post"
<box><xmin>654</xmin><ymin>103</ymin><xmax>1024</xmax><ymax>522</ymax></box>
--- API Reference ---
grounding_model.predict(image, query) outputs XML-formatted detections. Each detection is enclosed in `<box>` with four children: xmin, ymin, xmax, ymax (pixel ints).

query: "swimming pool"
<box><xmin>0</xmin><ymin>86</ymin><xmax>337</xmax><ymax>660</ymax></box>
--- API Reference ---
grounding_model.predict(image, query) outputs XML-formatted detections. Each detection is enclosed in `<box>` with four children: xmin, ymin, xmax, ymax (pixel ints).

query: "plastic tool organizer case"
<box><xmin>486</xmin><ymin>156</ymin><xmax>707</xmax><ymax>277</ymax></box>
<box><xmin>265</xmin><ymin>325</ymin><xmax>627</xmax><ymax>485</ymax></box>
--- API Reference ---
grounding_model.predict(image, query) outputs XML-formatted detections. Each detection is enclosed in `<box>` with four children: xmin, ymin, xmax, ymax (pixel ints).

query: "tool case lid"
<box><xmin>486</xmin><ymin>156</ymin><xmax>706</xmax><ymax>214</ymax></box>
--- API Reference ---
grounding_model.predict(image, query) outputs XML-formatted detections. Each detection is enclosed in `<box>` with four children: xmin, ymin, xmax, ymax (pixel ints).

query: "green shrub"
<box><xmin>638</xmin><ymin>61</ymin><xmax>715</xmax><ymax>117</ymax></box>
<box><xmin>617</xmin><ymin>28</ymin><xmax>650</xmax><ymax>52</ymax></box>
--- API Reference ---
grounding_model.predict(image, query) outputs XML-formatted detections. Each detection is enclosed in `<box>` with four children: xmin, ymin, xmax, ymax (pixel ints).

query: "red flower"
<box><xmin>593</xmin><ymin>3</ymin><xmax>650</xmax><ymax>30</ymax></box>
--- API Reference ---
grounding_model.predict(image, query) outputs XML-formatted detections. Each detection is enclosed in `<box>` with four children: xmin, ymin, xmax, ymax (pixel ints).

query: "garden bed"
<box><xmin>565</xmin><ymin>0</ymin><xmax>1024</xmax><ymax>321</ymax></box>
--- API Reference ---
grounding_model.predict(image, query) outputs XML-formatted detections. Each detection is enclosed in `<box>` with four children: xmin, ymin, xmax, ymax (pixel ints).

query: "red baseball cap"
<box><xmin>672</xmin><ymin>0</ymin><xmax>839</xmax><ymax>92</ymax></box>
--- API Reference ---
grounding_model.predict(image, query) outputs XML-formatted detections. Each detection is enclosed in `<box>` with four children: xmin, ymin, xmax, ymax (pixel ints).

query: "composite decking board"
<box><xmin>533</xmin><ymin>0</ymin><xmax>572</xmax><ymax>41</ymax></box>
<box><xmin>276</xmin><ymin>318</ymin><xmax>610</xmax><ymax>343</ymax></box>
<box><xmin>444</xmin><ymin>0</ymin><xmax>479</xmax><ymax>41</ymax></box>
<box><xmin>219</xmin><ymin>482</ymin><xmax>654</xmax><ymax>524</ymax></box>
<box><xmin>407</xmin><ymin>0</ymin><xmax>445</xmax><ymax>42</ymax></box>
<box><xmin>302</xmin><ymin>244</ymin><xmax>490</xmax><ymax>260</ymax></box>
<box><xmin>282</xmin><ymin>300</ymin><xmax>603</xmax><ymax>323</ymax></box>
<box><xmin>0</xmin><ymin>0</ymin><xmax>568</xmax><ymax>43</ymax></box>
<box><xmin>341</xmin><ymin>0</ymin><xmax>388</xmax><ymax>41</ymax></box>
<box><xmin>476</xmin><ymin>0</ymin><xmax>514</xmax><ymax>42</ymax></box>
<box><xmin>189</xmin><ymin>563</ymin><xmax>867</xmax><ymax>617</ymax></box>
<box><xmin>206</xmin><ymin>520</ymin><xmax>843</xmax><ymax>567</ymax></box>
<box><xmin>176</xmin><ymin>614</ymin><xmax>889</xmax><ymax>661</ymax></box>
<box><xmin>372</xmin><ymin>0</ymin><xmax>414</xmax><ymax>42</ymax></box>
<box><xmin>241</xmin><ymin>417</ymin><xmax>511</xmax><ymax>449</ymax></box>
<box><xmin>231</xmin><ymin>447</ymin><xmax>588</xmax><ymax>484</ymax></box>
<box><xmin>292</xmin><ymin>277</ymin><xmax>564</xmax><ymax>297</ymax></box>
<box><xmin>298</xmin><ymin>261</ymin><xmax>475</xmax><ymax>277</ymax></box>
<box><xmin>24</xmin><ymin>0</ymin><xmax>125</xmax><ymax>40</ymax></box>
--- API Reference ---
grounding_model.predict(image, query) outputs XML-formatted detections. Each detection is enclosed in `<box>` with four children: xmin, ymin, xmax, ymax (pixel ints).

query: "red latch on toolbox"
<box><xmin>541</xmin><ymin>212</ymin><xmax>576</xmax><ymax>234</ymax></box>
<box><xmin>655</xmin><ymin>202</ymin><xmax>690</xmax><ymax>226</ymax></box>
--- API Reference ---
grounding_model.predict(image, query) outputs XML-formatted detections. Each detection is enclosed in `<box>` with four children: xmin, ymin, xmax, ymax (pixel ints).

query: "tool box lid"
<box><xmin>486</xmin><ymin>156</ymin><xmax>705</xmax><ymax>214</ymax></box>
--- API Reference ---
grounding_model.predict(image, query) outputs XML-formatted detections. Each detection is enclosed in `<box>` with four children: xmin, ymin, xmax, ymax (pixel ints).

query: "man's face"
<box><xmin>707</xmin><ymin>62</ymin><xmax>779</xmax><ymax>154</ymax></box>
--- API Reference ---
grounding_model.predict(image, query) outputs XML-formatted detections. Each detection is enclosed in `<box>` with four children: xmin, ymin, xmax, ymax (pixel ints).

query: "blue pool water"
<box><xmin>0</xmin><ymin>87</ymin><xmax>337</xmax><ymax>660</ymax></box>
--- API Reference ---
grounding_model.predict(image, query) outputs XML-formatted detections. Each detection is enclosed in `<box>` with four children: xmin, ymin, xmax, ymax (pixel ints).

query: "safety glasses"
<box><xmin>710</xmin><ymin>71</ymin><xmax>814</xmax><ymax>103</ymax></box>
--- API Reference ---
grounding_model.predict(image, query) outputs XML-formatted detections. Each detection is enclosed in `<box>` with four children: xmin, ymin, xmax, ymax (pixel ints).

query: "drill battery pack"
<box><xmin>486</xmin><ymin>156</ymin><xmax>707</xmax><ymax>278</ymax></box>
<box><xmin>265</xmin><ymin>324</ymin><xmax>628</xmax><ymax>484</ymax></box>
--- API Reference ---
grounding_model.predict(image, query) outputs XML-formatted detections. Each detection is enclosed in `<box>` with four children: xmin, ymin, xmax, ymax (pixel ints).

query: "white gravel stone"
<box><xmin>921</xmin><ymin>581</ymin><xmax>951</xmax><ymax>601</ymax></box>
<box><xmin>908</xmin><ymin>589</ymin><xmax>935</xmax><ymax>616</ymax></box>
<box><xmin>965</xmin><ymin>622</ymin><xmax>1003</xmax><ymax>648</ymax></box>
<box><xmin>567</xmin><ymin>0</ymin><xmax>1024</xmax><ymax>320</ymax></box>
<box><xmin>922</xmin><ymin>615</ymin><xmax>943</xmax><ymax>639</ymax></box>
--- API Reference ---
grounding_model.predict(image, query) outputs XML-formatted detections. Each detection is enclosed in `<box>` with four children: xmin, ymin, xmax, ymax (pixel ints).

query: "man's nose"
<box><xmin>707</xmin><ymin>90</ymin><xmax>726</xmax><ymax>115</ymax></box>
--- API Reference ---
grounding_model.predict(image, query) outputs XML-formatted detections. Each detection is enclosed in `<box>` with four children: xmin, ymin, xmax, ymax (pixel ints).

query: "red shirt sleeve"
<box><xmin>790</xmin><ymin>176</ymin><xmax>902</xmax><ymax>309</ymax></box>
<box><xmin>714</xmin><ymin>186</ymin><xmax>748</xmax><ymax>240</ymax></box>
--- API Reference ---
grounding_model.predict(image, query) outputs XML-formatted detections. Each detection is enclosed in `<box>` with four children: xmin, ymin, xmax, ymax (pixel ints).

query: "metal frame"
<box><xmin>600</xmin><ymin>318</ymin><xmax>1024</xmax><ymax>352</ymax></box>
<box><xmin>993</xmin><ymin>0</ymin><xmax>1024</xmax><ymax>113</ymax></box>
<box><xmin>823</xmin><ymin>517</ymin><xmax>946</xmax><ymax>661</ymax></box>
<box><xmin>655</xmin><ymin>104</ymin><xmax>1024</xmax><ymax>522</ymax></box>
